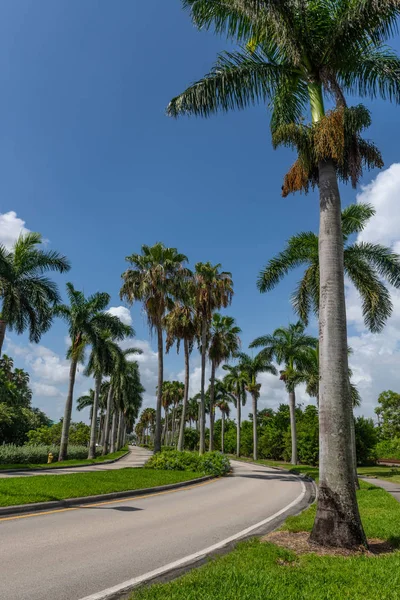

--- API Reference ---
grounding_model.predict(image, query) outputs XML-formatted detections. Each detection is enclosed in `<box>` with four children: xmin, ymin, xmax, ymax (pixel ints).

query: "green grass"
<box><xmin>231</xmin><ymin>456</ymin><xmax>400</xmax><ymax>484</ymax></box>
<box><xmin>0</xmin><ymin>468</ymin><xmax>202</xmax><ymax>506</ymax></box>
<box><xmin>0</xmin><ymin>447</ymin><xmax>129</xmax><ymax>471</ymax></box>
<box><xmin>130</xmin><ymin>467</ymin><xmax>400</xmax><ymax>600</ymax></box>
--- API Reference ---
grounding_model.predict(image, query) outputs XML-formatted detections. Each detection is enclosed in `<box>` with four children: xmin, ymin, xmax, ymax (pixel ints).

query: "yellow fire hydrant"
<box><xmin>47</xmin><ymin>452</ymin><xmax>54</xmax><ymax>464</ymax></box>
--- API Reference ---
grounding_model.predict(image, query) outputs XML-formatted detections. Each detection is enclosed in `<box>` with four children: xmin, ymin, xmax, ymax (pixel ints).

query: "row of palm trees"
<box><xmin>0</xmin><ymin>233</ymin><xmax>145</xmax><ymax>460</ymax></box>
<box><xmin>167</xmin><ymin>0</ymin><xmax>400</xmax><ymax>549</ymax></box>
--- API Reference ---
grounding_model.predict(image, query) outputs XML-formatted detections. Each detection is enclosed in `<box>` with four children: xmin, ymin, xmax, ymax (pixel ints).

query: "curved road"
<box><xmin>0</xmin><ymin>454</ymin><xmax>307</xmax><ymax>600</ymax></box>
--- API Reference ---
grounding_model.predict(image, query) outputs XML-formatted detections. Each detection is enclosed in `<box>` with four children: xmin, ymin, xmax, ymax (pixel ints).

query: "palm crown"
<box><xmin>0</xmin><ymin>232</ymin><xmax>70</xmax><ymax>352</ymax></box>
<box><xmin>169</xmin><ymin>1</ymin><xmax>400</xmax><ymax>193</ymax></box>
<box><xmin>120</xmin><ymin>242</ymin><xmax>189</xmax><ymax>329</ymax></box>
<box><xmin>208</xmin><ymin>313</ymin><xmax>241</xmax><ymax>366</ymax></box>
<box><xmin>257</xmin><ymin>203</ymin><xmax>400</xmax><ymax>333</ymax></box>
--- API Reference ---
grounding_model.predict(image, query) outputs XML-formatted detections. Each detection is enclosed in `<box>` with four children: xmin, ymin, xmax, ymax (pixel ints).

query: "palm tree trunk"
<box><xmin>110</xmin><ymin>410</ymin><xmax>118</xmax><ymax>454</ymax></box>
<box><xmin>221</xmin><ymin>412</ymin><xmax>225</xmax><ymax>454</ymax></box>
<box><xmin>310</xmin><ymin>151</ymin><xmax>366</xmax><ymax>548</ymax></box>
<box><xmin>154</xmin><ymin>326</ymin><xmax>163</xmax><ymax>453</ymax></box>
<box><xmin>289</xmin><ymin>389</ymin><xmax>298</xmax><ymax>465</ymax></box>
<box><xmin>252</xmin><ymin>393</ymin><xmax>258</xmax><ymax>461</ymax></box>
<box><xmin>102</xmin><ymin>385</ymin><xmax>113</xmax><ymax>456</ymax></box>
<box><xmin>0</xmin><ymin>319</ymin><xmax>6</xmax><ymax>356</ymax></box>
<box><xmin>199</xmin><ymin>318</ymin><xmax>207</xmax><ymax>455</ymax></box>
<box><xmin>236</xmin><ymin>392</ymin><xmax>241</xmax><ymax>458</ymax></box>
<box><xmin>163</xmin><ymin>408</ymin><xmax>169</xmax><ymax>445</ymax></box>
<box><xmin>59</xmin><ymin>358</ymin><xmax>78</xmax><ymax>461</ymax></box>
<box><xmin>177</xmin><ymin>338</ymin><xmax>190</xmax><ymax>451</ymax></box>
<box><xmin>116</xmin><ymin>411</ymin><xmax>123</xmax><ymax>451</ymax></box>
<box><xmin>350</xmin><ymin>410</ymin><xmax>359</xmax><ymax>490</ymax></box>
<box><xmin>88</xmin><ymin>373</ymin><xmax>102</xmax><ymax>459</ymax></box>
<box><xmin>208</xmin><ymin>359</ymin><xmax>216</xmax><ymax>452</ymax></box>
<box><xmin>171</xmin><ymin>406</ymin><xmax>176</xmax><ymax>446</ymax></box>
<box><xmin>99</xmin><ymin>413</ymin><xmax>105</xmax><ymax>446</ymax></box>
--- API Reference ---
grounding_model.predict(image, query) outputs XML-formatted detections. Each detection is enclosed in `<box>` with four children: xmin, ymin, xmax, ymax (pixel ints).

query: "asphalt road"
<box><xmin>0</xmin><ymin>456</ymin><xmax>305</xmax><ymax>600</ymax></box>
<box><xmin>0</xmin><ymin>446</ymin><xmax>152</xmax><ymax>478</ymax></box>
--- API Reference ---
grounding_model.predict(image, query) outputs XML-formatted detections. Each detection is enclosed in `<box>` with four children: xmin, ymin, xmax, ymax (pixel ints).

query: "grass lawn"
<box><xmin>0</xmin><ymin>447</ymin><xmax>129</xmax><ymax>471</ymax></box>
<box><xmin>0</xmin><ymin>468</ymin><xmax>202</xmax><ymax>506</ymax></box>
<box><xmin>230</xmin><ymin>455</ymin><xmax>400</xmax><ymax>484</ymax></box>
<box><xmin>130</xmin><ymin>472</ymin><xmax>400</xmax><ymax>599</ymax></box>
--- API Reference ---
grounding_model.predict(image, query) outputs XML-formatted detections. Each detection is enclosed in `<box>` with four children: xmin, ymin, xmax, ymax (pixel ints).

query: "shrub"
<box><xmin>0</xmin><ymin>444</ymin><xmax>101</xmax><ymax>465</ymax></box>
<box><xmin>376</xmin><ymin>437</ymin><xmax>400</xmax><ymax>461</ymax></box>
<box><xmin>183</xmin><ymin>428</ymin><xmax>200</xmax><ymax>451</ymax></box>
<box><xmin>355</xmin><ymin>417</ymin><xmax>378</xmax><ymax>465</ymax></box>
<box><xmin>146</xmin><ymin>450</ymin><xmax>230</xmax><ymax>476</ymax></box>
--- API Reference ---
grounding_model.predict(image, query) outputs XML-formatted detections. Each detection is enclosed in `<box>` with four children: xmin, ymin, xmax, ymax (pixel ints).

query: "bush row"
<box><xmin>0</xmin><ymin>444</ymin><xmax>101</xmax><ymax>465</ymax></box>
<box><xmin>146</xmin><ymin>450</ymin><xmax>230</xmax><ymax>476</ymax></box>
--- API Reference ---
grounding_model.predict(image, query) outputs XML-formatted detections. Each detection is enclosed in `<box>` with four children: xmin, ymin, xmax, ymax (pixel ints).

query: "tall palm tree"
<box><xmin>0</xmin><ymin>232</ymin><xmax>70</xmax><ymax>355</ymax></box>
<box><xmin>223</xmin><ymin>364</ymin><xmax>247</xmax><ymax>457</ymax></box>
<box><xmin>236</xmin><ymin>351</ymin><xmax>277</xmax><ymax>460</ymax></box>
<box><xmin>161</xmin><ymin>381</ymin><xmax>174</xmax><ymax>444</ymax></box>
<box><xmin>85</xmin><ymin>330</ymin><xmax>133</xmax><ymax>459</ymax></box>
<box><xmin>250</xmin><ymin>322</ymin><xmax>317</xmax><ymax>464</ymax></box>
<box><xmin>214</xmin><ymin>379</ymin><xmax>232</xmax><ymax>454</ymax></box>
<box><xmin>207</xmin><ymin>314</ymin><xmax>241</xmax><ymax>450</ymax></box>
<box><xmin>186</xmin><ymin>397</ymin><xmax>200</xmax><ymax>429</ymax></box>
<box><xmin>169</xmin><ymin>0</ymin><xmax>400</xmax><ymax>548</ymax></box>
<box><xmin>258</xmin><ymin>203</ymin><xmax>400</xmax><ymax>332</ymax></box>
<box><xmin>164</xmin><ymin>301</ymin><xmax>197</xmax><ymax>450</ymax></box>
<box><xmin>55</xmin><ymin>283</ymin><xmax>130</xmax><ymax>461</ymax></box>
<box><xmin>193</xmin><ymin>262</ymin><xmax>233</xmax><ymax>454</ymax></box>
<box><xmin>116</xmin><ymin>360</ymin><xmax>145</xmax><ymax>449</ymax></box>
<box><xmin>120</xmin><ymin>243</ymin><xmax>189</xmax><ymax>453</ymax></box>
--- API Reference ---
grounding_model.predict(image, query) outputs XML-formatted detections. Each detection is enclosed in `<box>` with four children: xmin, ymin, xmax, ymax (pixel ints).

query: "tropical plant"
<box><xmin>164</xmin><ymin>300</ymin><xmax>197</xmax><ymax>450</ymax></box>
<box><xmin>84</xmin><ymin>328</ymin><xmax>133</xmax><ymax>459</ymax></box>
<box><xmin>214</xmin><ymin>379</ymin><xmax>232</xmax><ymax>453</ymax></box>
<box><xmin>258</xmin><ymin>203</ymin><xmax>400</xmax><ymax>332</ymax></box>
<box><xmin>207</xmin><ymin>314</ymin><xmax>241</xmax><ymax>451</ymax></box>
<box><xmin>251</xmin><ymin>322</ymin><xmax>317</xmax><ymax>464</ymax></box>
<box><xmin>111</xmin><ymin>358</ymin><xmax>144</xmax><ymax>451</ymax></box>
<box><xmin>222</xmin><ymin>363</ymin><xmax>247</xmax><ymax>457</ymax></box>
<box><xmin>236</xmin><ymin>351</ymin><xmax>277</xmax><ymax>460</ymax></box>
<box><xmin>54</xmin><ymin>283</ymin><xmax>131</xmax><ymax>461</ymax></box>
<box><xmin>0</xmin><ymin>232</ymin><xmax>70</xmax><ymax>355</ymax></box>
<box><xmin>169</xmin><ymin>0</ymin><xmax>400</xmax><ymax>548</ymax></box>
<box><xmin>76</xmin><ymin>389</ymin><xmax>96</xmax><ymax>421</ymax></box>
<box><xmin>193</xmin><ymin>262</ymin><xmax>233</xmax><ymax>454</ymax></box>
<box><xmin>120</xmin><ymin>243</ymin><xmax>189</xmax><ymax>452</ymax></box>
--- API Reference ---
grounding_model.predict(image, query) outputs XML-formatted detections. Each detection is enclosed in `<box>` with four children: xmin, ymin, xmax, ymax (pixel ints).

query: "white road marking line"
<box><xmin>78</xmin><ymin>480</ymin><xmax>306</xmax><ymax>600</ymax></box>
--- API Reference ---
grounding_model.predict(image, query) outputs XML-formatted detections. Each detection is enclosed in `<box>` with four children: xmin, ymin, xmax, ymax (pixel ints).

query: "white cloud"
<box><xmin>107</xmin><ymin>306</ymin><xmax>132</xmax><ymax>326</ymax></box>
<box><xmin>0</xmin><ymin>211</ymin><xmax>29</xmax><ymax>250</ymax></box>
<box><xmin>344</xmin><ymin>163</ymin><xmax>400</xmax><ymax>418</ymax></box>
<box><xmin>31</xmin><ymin>382</ymin><xmax>64</xmax><ymax>399</ymax></box>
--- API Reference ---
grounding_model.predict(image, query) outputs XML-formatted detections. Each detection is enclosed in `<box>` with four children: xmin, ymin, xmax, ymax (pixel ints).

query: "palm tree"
<box><xmin>214</xmin><ymin>379</ymin><xmax>232</xmax><ymax>453</ymax></box>
<box><xmin>168</xmin><ymin>0</ymin><xmax>400</xmax><ymax>548</ymax></box>
<box><xmin>116</xmin><ymin>360</ymin><xmax>145</xmax><ymax>449</ymax></box>
<box><xmin>85</xmin><ymin>330</ymin><xmax>133</xmax><ymax>459</ymax></box>
<box><xmin>77</xmin><ymin>389</ymin><xmax>95</xmax><ymax>421</ymax></box>
<box><xmin>161</xmin><ymin>381</ymin><xmax>174</xmax><ymax>444</ymax></box>
<box><xmin>186</xmin><ymin>397</ymin><xmax>199</xmax><ymax>429</ymax></box>
<box><xmin>55</xmin><ymin>283</ymin><xmax>130</xmax><ymax>461</ymax></box>
<box><xmin>0</xmin><ymin>232</ymin><xmax>70</xmax><ymax>355</ymax></box>
<box><xmin>164</xmin><ymin>301</ymin><xmax>197</xmax><ymax>450</ymax></box>
<box><xmin>250</xmin><ymin>322</ymin><xmax>317</xmax><ymax>464</ymax></box>
<box><xmin>207</xmin><ymin>314</ymin><xmax>241</xmax><ymax>450</ymax></box>
<box><xmin>193</xmin><ymin>262</ymin><xmax>233</xmax><ymax>454</ymax></box>
<box><xmin>258</xmin><ymin>203</ymin><xmax>400</xmax><ymax>332</ymax></box>
<box><xmin>223</xmin><ymin>364</ymin><xmax>247</xmax><ymax>457</ymax></box>
<box><xmin>236</xmin><ymin>352</ymin><xmax>277</xmax><ymax>460</ymax></box>
<box><xmin>120</xmin><ymin>243</ymin><xmax>189</xmax><ymax>453</ymax></box>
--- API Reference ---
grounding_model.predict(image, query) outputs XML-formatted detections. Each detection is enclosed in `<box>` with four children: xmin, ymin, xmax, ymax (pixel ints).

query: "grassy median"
<box><xmin>0</xmin><ymin>468</ymin><xmax>202</xmax><ymax>506</ymax></box>
<box><xmin>130</xmin><ymin>478</ymin><xmax>400</xmax><ymax>600</ymax></box>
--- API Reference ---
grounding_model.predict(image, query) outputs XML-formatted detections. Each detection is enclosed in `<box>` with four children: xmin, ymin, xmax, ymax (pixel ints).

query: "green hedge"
<box><xmin>146</xmin><ymin>451</ymin><xmax>230</xmax><ymax>477</ymax></box>
<box><xmin>0</xmin><ymin>444</ymin><xmax>101</xmax><ymax>465</ymax></box>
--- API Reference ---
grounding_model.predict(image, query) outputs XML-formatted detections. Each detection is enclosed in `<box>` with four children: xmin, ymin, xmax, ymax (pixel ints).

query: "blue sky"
<box><xmin>2</xmin><ymin>1</ymin><xmax>400</xmax><ymax>422</ymax></box>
